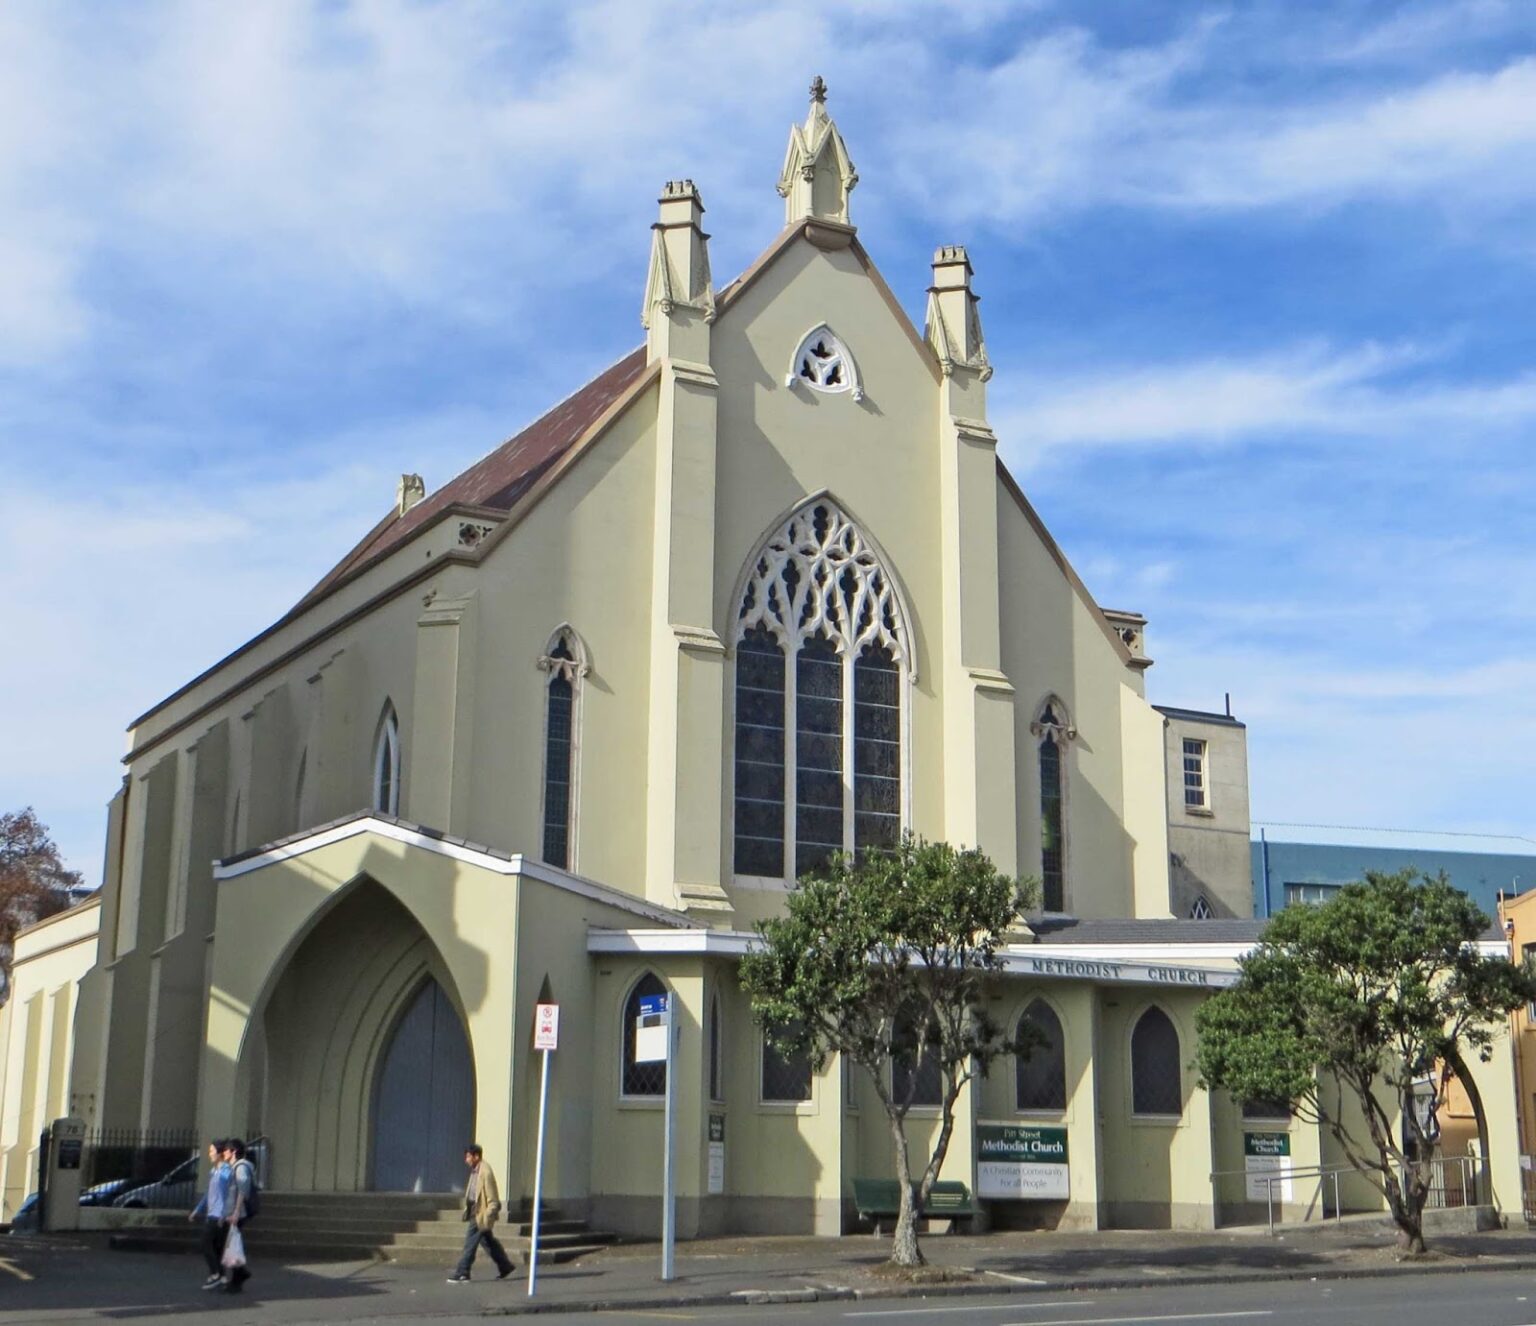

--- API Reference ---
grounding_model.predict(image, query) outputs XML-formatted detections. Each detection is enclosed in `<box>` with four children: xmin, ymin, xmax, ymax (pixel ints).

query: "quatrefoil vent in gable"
<box><xmin>784</xmin><ymin>324</ymin><xmax>863</xmax><ymax>401</ymax></box>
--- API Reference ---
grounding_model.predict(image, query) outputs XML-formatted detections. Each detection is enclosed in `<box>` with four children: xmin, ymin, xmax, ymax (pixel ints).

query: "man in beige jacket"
<box><xmin>447</xmin><ymin>1144</ymin><xmax>516</xmax><ymax>1282</ymax></box>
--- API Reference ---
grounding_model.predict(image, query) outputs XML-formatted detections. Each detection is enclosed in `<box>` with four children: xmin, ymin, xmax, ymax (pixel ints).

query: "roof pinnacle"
<box><xmin>810</xmin><ymin>74</ymin><xmax>827</xmax><ymax>104</ymax></box>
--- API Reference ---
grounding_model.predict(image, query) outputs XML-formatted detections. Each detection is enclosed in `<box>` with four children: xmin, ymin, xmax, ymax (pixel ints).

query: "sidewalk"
<box><xmin>5</xmin><ymin>1222</ymin><xmax>1536</xmax><ymax>1322</ymax></box>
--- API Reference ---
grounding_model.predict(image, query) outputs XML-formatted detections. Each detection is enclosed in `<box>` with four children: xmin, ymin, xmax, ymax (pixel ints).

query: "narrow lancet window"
<box><xmin>373</xmin><ymin>705</ymin><xmax>400</xmax><ymax>817</ymax></box>
<box><xmin>853</xmin><ymin>643</ymin><xmax>900</xmax><ymax>853</ymax></box>
<box><xmin>543</xmin><ymin>641</ymin><xmax>574</xmax><ymax>869</ymax></box>
<box><xmin>1033</xmin><ymin>698</ymin><xmax>1073</xmax><ymax>912</ymax></box>
<box><xmin>733</xmin><ymin>626</ymin><xmax>787</xmax><ymax>877</ymax></box>
<box><xmin>795</xmin><ymin>634</ymin><xmax>844</xmax><ymax>877</ymax></box>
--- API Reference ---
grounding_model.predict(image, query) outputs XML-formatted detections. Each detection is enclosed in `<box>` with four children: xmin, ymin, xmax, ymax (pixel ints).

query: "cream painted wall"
<box><xmin>0</xmin><ymin>901</ymin><xmax>100</xmax><ymax>1220</ymax></box>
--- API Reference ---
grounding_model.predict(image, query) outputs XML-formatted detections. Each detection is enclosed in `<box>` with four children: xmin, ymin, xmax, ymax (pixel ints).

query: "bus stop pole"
<box><xmin>661</xmin><ymin>1004</ymin><xmax>677</xmax><ymax>1281</ymax></box>
<box><xmin>527</xmin><ymin>1047</ymin><xmax>551</xmax><ymax>1296</ymax></box>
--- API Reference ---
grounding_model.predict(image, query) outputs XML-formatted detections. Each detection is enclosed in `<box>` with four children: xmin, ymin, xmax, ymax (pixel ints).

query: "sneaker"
<box><xmin>201</xmin><ymin>1276</ymin><xmax>224</xmax><ymax>1290</ymax></box>
<box><xmin>446</xmin><ymin>1274</ymin><xmax>470</xmax><ymax>1283</ymax></box>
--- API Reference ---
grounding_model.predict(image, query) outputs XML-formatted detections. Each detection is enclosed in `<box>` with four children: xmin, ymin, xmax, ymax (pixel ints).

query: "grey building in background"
<box><xmin>1155</xmin><ymin>704</ymin><xmax>1252</xmax><ymax>920</ymax></box>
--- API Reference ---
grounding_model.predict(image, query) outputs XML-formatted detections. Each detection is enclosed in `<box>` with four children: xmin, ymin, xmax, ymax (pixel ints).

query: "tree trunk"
<box><xmin>1385</xmin><ymin>1168</ymin><xmax>1429</xmax><ymax>1255</ymax></box>
<box><xmin>887</xmin><ymin>1114</ymin><xmax>925</xmax><ymax>1267</ymax></box>
<box><xmin>1444</xmin><ymin>1045</ymin><xmax>1490</xmax><ymax>1204</ymax></box>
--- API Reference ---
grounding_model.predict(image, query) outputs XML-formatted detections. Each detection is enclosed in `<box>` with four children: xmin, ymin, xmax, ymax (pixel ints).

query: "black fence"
<box><xmin>78</xmin><ymin>1128</ymin><xmax>199</xmax><ymax>1210</ymax></box>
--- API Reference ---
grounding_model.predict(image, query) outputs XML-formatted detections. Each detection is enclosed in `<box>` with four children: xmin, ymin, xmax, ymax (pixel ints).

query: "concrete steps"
<box><xmin>107</xmin><ymin>1191</ymin><xmax>619</xmax><ymax>1266</ymax></box>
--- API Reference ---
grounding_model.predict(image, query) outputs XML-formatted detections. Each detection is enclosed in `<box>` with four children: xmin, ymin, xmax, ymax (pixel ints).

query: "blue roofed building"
<box><xmin>1251</xmin><ymin>825</ymin><xmax>1536</xmax><ymax>920</ymax></box>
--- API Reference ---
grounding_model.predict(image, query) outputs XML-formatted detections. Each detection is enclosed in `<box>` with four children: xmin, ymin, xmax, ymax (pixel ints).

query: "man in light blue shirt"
<box><xmin>188</xmin><ymin>1139</ymin><xmax>230</xmax><ymax>1290</ymax></box>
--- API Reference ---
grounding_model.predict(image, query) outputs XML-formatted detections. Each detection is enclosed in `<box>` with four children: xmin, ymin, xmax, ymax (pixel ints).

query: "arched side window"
<box><xmin>1190</xmin><ymin>895</ymin><xmax>1214</xmax><ymax>920</ymax></box>
<box><xmin>761</xmin><ymin>1020</ymin><xmax>813</xmax><ymax>1103</ymax></box>
<box><xmin>538</xmin><ymin>628</ymin><xmax>589</xmax><ymax>871</ymax></box>
<box><xmin>1015</xmin><ymin>1000</ymin><xmax>1066</xmax><ymax>1112</ymax></box>
<box><xmin>732</xmin><ymin>499</ymin><xmax>909</xmax><ymax>879</ymax></box>
<box><xmin>1130</xmin><ymin>1006</ymin><xmax>1182</xmax><ymax>1117</ymax></box>
<box><xmin>708</xmin><ymin>991</ymin><xmax>724</xmax><ymax>1104</ymax></box>
<box><xmin>1030</xmin><ymin>697</ymin><xmax>1075</xmax><ymax>912</ymax></box>
<box><xmin>373</xmin><ymin>704</ymin><xmax>401</xmax><ymax>817</ymax></box>
<box><xmin>621</xmin><ymin>973</ymin><xmax>668</xmax><ymax>1098</ymax></box>
<box><xmin>892</xmin><ymin>1005</ymin><xmax>942</xmax><ymax>1108</ymax></box>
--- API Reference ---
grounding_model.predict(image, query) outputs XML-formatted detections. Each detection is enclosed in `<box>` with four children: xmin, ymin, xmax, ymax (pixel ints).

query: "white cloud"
<box><xmin>995</xmin><ymin>339</ymin><xmax>1536</xmax><ymax>459</ymax></box>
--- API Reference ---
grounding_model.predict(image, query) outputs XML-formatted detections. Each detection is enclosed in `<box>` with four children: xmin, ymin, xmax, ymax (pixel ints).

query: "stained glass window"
<box><xmin>543</xmin><ymin>640</ymin><xmax>574</xmax><ymax>869</ymax></box>
<box><xmin>733</xmin><ymin>627</ymin><xmax>786</xmax><ymax>877</ymax></box>
<box><xmin>795</xmin><ymin>636</ymin><xmax>844</xmax><ymax>877</ymax></box>
<box><xmin>761</xmin><ymin>1021</ymin><xmax>813</xmax><ymax>1102</ymax></box>
<box><xmin>622</xmin><ymin>974</ymin><xmax>668</xmax><ymax>1098</ymax></box>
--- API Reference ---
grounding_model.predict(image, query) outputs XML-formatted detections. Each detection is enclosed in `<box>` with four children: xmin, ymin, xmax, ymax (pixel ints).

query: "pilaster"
<box><xmin>927</xmin><ymin>246</ymin><xmax>1017</xmax><ymax>871</ymax></box>
<box><xmin>409</xmin><ymin>588</ymin><xmax>478</xmax><ymax>835</ymax></box>
<box><xmin>641</xmin><ymin>182</ymin><xmax>728</xmax><ymax>914</ymax></box>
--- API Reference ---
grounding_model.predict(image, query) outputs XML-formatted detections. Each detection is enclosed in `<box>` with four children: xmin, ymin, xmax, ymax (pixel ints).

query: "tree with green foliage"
<box><xmin>1194</xmin><ymin>870</ymin><xmax>1535</xmax><ymax>1253</ymax></box>
<box><xmin>738</xmin><ymin>837</ymin><xmax>1035</xmax><ymax>1268</ymax></box>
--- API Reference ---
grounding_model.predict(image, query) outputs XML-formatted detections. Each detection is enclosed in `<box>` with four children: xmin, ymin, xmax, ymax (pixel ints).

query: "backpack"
<box><xmin>235</xmin><ymin>1158</ymin><xmax>261</xmax><ymax>1219</ymax></box>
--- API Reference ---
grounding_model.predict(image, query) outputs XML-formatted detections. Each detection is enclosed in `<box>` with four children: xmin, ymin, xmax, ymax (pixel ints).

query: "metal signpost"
<box><xmin>528</xmin><ymin>1003</ymin><xmax>559</xmax><ymax>1297</ymax></box>
<box><xmin>635</xmin><ymin>991</ymin><xmax>677</xmax><ymax>1280</ymax></box>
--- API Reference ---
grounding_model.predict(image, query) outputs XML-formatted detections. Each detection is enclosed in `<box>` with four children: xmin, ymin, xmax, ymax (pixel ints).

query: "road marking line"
<box><xmin>847</xmin><ymin>1304</ymin><xmax>1089</xmax><ymax>1318</ymax></box>
<box><xmin>0</xmin><ymin>1258</ymin><xmax>34</xmax><ymax>1281</ymax></box>
<box><xmin>1000</xmin><ymin>1313</ymin><xmax>1272</xmax><ymax>1326</ymax></box>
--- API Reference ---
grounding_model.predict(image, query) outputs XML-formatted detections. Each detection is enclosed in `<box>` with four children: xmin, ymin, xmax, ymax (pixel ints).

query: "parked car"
<box><xmin>112</xmin><ymin>1156</ymin><xmax>199</xmax><ymax>1210</ymax></box>
<box><xmin>78</xmin><ymin>1178</ymin><xmax>137</xmax><ymax>1207</ymax></box>
<box><xmin>7</xmin><ymin>1193</ymin><xmax>39</xmax><ymax>1232</ymax></box>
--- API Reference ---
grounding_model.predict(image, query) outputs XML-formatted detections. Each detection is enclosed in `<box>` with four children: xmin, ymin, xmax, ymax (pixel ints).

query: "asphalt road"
<box><xmin>539</xmin><ymin>1273</ymin><xmax>1536</xmax><ymax>1326</ymax></box>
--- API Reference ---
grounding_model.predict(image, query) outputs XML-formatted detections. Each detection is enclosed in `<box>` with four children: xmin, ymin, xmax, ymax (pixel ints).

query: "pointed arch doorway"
<box><xmin>370</xmin><ymin>978</ymin><xmax>476</xmax><ymax>1192</ymax></box>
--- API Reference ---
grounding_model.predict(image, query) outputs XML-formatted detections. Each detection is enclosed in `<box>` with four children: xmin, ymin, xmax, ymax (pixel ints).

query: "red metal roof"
<box><xmin>297</xmin><ymin>346</ymin><xmax>648</xmax><ymax>608</ymax></box>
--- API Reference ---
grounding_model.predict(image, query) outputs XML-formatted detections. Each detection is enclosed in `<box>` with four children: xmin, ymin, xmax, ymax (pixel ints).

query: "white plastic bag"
<box><xmin>222</xmin><ymin>1226</ymin><xmax>246</xmax><ymax>1269</ymax></box>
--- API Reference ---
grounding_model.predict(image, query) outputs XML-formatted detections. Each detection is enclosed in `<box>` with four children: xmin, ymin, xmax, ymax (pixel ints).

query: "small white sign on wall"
<box><xmin>534</xmin><ymin>1003</ymin><xmax>560</xmax><ymax>1051</ymax></box>
<box><xmin>636</xmin><ymin>992</ymin><xmax>669</xmax><ymax>1063</ymax></box>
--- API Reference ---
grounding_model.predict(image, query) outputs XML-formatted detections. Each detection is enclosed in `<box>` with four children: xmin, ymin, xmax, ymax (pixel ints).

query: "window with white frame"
<box><xmin>372</xmin><ymin>704</ymin><xmax>401</xmax><ymax>817</ymax></box>
<box><xmin>621</xmin><ymin>973</ymin><xmax>668</xmax><ymax>1098</ymax></box>
<box><xmin>1284</xmin><ymin>881</ymin><xmax>1340</xmax><ymax>908</ymax></box>
<box><xmin>732</xmin><ymin>501</ymin><xmax>907</xmax><ymax>879</ymax></box>
<box><xmin>788</xmin><ymin>325</ymin><xmax>858</xmax><ymax>397</ymax></box>
<box><xmin>1015</xmin><ymin>1000</ymin><xmax>1066</xmax><ymax>1112</ymax></box>
<box><xmin>761</xmin><ymin>1021</ymin><xmax>812</xmax><ymax>1102</ymax></box>
<box><xmin>1189</xmin><ymin>895</ymin><xmax>1214</xmax><ymax>920</ymax></box>
<box><xmin>539</xmin><ymin>629</ymin><xmax>587</xmax><ymax>871</ymax></box>
<box><xmin>891</xmin><ymin>1005</ymin><xmax>942</xmax><ymax>1108</ymax></box>
<box><xmin>1131</xmin><ymin>1006</ymin><xmax>1182</xmax><ymax>1117</ymax></box>
<box><xmin>1182</xmin><ymin>738</ymin><xmax>1208</xmax><ymax>810</ymax></box>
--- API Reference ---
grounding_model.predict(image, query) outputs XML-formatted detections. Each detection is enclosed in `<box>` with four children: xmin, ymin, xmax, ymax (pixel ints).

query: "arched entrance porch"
<box><xmin>239</xmin><ymin>879</ymin><xmax>477</xmax><ymax>1192</ymax></box>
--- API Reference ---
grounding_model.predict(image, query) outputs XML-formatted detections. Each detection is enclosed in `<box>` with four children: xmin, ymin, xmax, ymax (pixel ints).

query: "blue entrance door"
<box><xmin>370</xmin><ymin>979</ymin><xmax>475</xmax><ymax>1192</ymax></box>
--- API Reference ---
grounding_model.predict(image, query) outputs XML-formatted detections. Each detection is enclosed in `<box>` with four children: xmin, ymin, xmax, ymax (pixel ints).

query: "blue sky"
<box><xmin>4</xmin><ymin>0</ymin><xmax>1536</xmax><ymax>880</ymax></box>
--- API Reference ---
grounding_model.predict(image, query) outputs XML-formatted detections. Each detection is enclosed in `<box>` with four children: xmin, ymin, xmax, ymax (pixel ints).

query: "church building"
<box><xmin>23</xmin><ymin>83</ymin><xmax>1521</xmax><ymax>1237</ymax></box>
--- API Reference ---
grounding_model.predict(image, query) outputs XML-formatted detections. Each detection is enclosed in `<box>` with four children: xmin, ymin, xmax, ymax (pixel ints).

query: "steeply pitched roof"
<box><xmin>297</xmin><ymin>346</ymin><xmax>649</xmax><ymax>609</ymax></box>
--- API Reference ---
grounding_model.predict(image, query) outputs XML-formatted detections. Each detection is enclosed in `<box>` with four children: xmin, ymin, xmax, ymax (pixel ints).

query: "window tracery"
<box><xmin>732</xmin><ymin>500</ymin><xmax>908</xmax><ymax>878</ymax></box>
<box><xmin>785</xmin><ymin>325</ymin><xmax>863</xmax><ymax>401</ymax></box>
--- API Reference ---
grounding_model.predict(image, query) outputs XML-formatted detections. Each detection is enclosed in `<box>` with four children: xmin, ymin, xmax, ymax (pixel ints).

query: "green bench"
<box><xmin>851</xmin><ymin>1178</ymin><xmax>975</xmax><ymax>1233</ymax></box>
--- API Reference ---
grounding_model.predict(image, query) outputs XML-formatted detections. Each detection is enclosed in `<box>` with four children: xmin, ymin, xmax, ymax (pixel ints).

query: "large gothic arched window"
<box><xmin>732</xmin><ymin>500</ymin><xmax>908</xmax><ymax>879</ymax></box>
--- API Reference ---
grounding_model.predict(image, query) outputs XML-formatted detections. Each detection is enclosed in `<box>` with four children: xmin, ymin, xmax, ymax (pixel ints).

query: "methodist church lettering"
<box><xmin>1020</xmin><ymin>957</ymin><xmax>1232</xmax><ymax>988</ymax></box>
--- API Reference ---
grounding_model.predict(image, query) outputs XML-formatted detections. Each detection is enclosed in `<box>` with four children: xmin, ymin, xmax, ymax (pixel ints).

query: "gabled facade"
<box><xmin>46</xmin><ymin>84</ymin><xmax>1523</xmax><ymax>1236</ymax></box>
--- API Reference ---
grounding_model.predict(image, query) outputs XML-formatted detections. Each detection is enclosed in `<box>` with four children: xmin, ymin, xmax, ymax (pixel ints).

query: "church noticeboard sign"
<box><xmin>1243</xmin><ymin>1131</ymin><xmax>1293</xmax><ymax>1202</ymax></box>
<box><xmin>976</xmin><ymin>1123</ymin><xmax>1069</xmax><ymax>1200</ymax></box>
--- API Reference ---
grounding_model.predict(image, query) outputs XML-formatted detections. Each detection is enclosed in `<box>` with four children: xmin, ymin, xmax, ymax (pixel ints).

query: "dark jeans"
<box><xmin>200</xmin><ymin>1219</ymin><xmax>228</xmax><ymax>1276</ymax></box>
<box><xmin>454</xmin><ymin>1221</ymin><xmax>513</xmax><ymax>1278</ymax></box>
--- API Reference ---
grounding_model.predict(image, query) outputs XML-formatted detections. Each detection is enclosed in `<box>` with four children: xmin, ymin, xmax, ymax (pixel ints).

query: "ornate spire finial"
<box><xmin>779</xmin><ymin>78</ymin><xmax>857</xmax><ymax>226</ymax></box>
